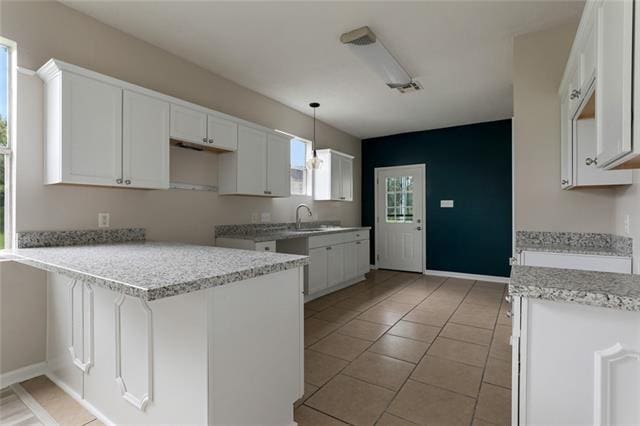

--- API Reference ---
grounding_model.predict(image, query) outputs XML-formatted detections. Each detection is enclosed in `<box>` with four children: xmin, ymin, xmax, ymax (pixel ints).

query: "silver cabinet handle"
<box><xmin>116</xmin><ymin>178</ymin><xmax>123</xmax><ymax>184</ymax></box>
<box><xmin>569</xmin><ymin>89</ymin><xmax>581</xmax><ymax>100</ymax></box>
<box><xmin>561</xmin><ymin>179</ymin><xmax>569</xmax><ymax>185</ymax></box>
<box><xmin>416</xmin><ymin>226</ymin><xmax>422</xmax><ymax>231</ymax></box>
<box><xmin>506</xmin><ymin>311</ymin><xmax>513</xmax><ymax>319</ymax></box>
<box><xmin>264</xmin><ymin>247</ymin><xmax>270</xmax><ymax>251</ymax></box>
<box><xmin>209</xmin><ymin>138</ymin><xmax>214</xmax><ymax>144</ymax></box>
<box><xmin>356</xmin><ymin>234</ymin><xmax>360</xmax><ymax>237</ymax></box>
<box><xmin>585</xmin><ymin>157</ymin><xmax>597</xmax><ymax>166</ymax></box>
<box><xmin>356</xmin><ymin>241</ymin><xmax>361</xmax><ymax>245</ymax></box>
<box><xmin>125</xmin><ymin>180</ymin><xmax>131</xmax><ymax>185</ymax></box>
<box><xmin>340</xmin><ymin>197</ymin><xmax>346</xmax><ymax>200</ymax></box>
<box><xmin>326</xmin><ymin>246</ymin><xmax>332</xmax><ymax>250</ymax></box>
<box><xmin>505</xmin><ymin>296</ymin><xmax>511</xmax><ymax>304</ymax></box>
<box><xmin>202</xmin><ymin>137</ymin><xmax>207</xmax><ymax>143</ymax></box>
<box><xmin>264</xmin><ymin>190</ymin><xmax>272</xmax><ymax>195</ymax></box>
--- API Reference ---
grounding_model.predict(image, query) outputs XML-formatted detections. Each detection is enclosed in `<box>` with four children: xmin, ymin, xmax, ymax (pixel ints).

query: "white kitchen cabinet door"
<box><xmin>343</xmin><ymin>242</ymin><xmax>358</xmax><ymax>281</ymax></box>
<box><xmin>596</xmin><ymin>0</ymin><xmax>634</xmax><ymax>167</ymax></box>
<box><xmin>207</xmin><ymin>115</ymin><xmax>238</xmax><ymax>151</ymax></box>
<box><xmin>266</xmin><ymin>133</ymin><xmax>291</xmax><ymax>197</ymax></box>
<box><xmin>330</xmin><ymin>154</ymin><xmax>342</xmax><ymax>200</ymax></box>
<box><xmin>170</xmin><ymin>104</ymin><xmax>208</xmax><ymax>145</ymax></box>
<box><xmin>236</xmin><ymin>125</ymin><xmax>267</xmax><ymax>195</ymax></box>
<box><xmin>308</xmin><ymin>247</ymin><xmax>328</xmax><ymax>295</ymax></box>
<box><xmin>122</xmin><ymin>91</ymin><xmax>170</xmax><ymax>189</ymax></box>
<box><xmin>357</xmin><ymin>240</ymin><xmax>370</xmax><ymax>276</ymax></box>
<box><xmin>60</xmin><ymin>72</ymin><xmax>123</xmax><ymax>186</ymax></box>
<box><xmin>326</xmin><ymin>245</ymin><xmax>345</xmax><ymax>287</ymax></box>
<box><xmin>560</xmin><ymin>92</ymin><xmax>574</xmax><ymax>189</ymax></box>
<box><xmin>340</xmin><ymin>156</ymin><xmax>353</xmax><ymax>201</ymax></box>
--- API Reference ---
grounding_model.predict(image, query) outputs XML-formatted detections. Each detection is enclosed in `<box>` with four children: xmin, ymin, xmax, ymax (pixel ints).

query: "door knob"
<box><xmin>585</xmin><ymin>157</ymin><xmax>597</xmax><ymax>166</ymax></box>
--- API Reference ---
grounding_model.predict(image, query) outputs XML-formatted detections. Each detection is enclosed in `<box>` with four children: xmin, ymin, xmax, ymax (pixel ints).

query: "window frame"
<box><xmin>288</xmin><ymin>135</ymin><xmax>313</xmax><ymax>197</ymax></box>
<box><xmin>0</xmin><ymin>37</ymin><xmax>16</xmax><ymax>251</ymax></box>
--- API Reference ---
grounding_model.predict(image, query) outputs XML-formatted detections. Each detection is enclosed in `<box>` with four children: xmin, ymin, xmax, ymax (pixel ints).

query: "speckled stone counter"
<box><xmin>215</xmin><ymin>221</ymin><xmax>371</xmax><ymax>243</ymax></box>
<box><xmin>13</xmin><ymin>242</ymin><xmax>308</xmax><ymax>301</ymax></box>
<box><xmin>509</xmin><ymin>265</ymin><xmax>640</xmax><ymax>311</ymax></box>
<box><xmin>516</xmin><ymin>231</ymin><xmax>632</xmax><ymax>257</ymax></box>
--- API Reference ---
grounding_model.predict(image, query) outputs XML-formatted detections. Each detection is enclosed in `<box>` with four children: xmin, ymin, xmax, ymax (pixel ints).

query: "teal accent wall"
<box><xmin>362</xmin><ymin>119</ymin><xmax>512</xmax><ymax>277</ymax></box>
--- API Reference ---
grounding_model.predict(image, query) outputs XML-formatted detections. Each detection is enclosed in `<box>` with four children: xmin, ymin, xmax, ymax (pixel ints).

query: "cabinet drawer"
<box><xmin>521</xmin><ymin>251</ymin><xmax>631</xmax><ymax>273</ymax></box>
<box><xmin>255</xmin><ymin>241</ymin><xmax>276</xmax><ymax>252</ymax></box>
<box><xmin>346</xmin><ymin>230</ymin><xmax>369</xmax><ymax>242</ymax></box>
<box><xmin>308</xmin><ymin>233</ymin><xmax>347</xmax><ymax>249</ymax></box>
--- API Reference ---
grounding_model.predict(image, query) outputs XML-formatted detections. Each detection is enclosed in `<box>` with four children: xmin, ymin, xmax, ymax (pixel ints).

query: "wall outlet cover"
<box><xmin>440</xmin><ymin>200</ymin><xmax>454</xmax><ymax>208</ymax></box>
<box><xmin>260</xmin><ymin>212</ymin><xmax>271</xmax><ymax>223</ymax></box>
<box><xmin>98</xmin><ymin>212</ymin><xmax>110</xmax><ymax>228</ymax></box>
<box><xmin>625</xmin><ymin>214</ymin><xmax>631</xmax><ymax>235</ymax></box>
<box><xmin>251</xmin><ymin>213</ymin><xmax>259</xmax><ymax>224</ymax></box>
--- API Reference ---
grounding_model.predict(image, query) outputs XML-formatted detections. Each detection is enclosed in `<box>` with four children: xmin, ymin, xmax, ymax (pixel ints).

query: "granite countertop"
<box><xmin>509</xmin><ymin>265</ymin><xmax>640</xmax><ymax>311</ymax></box>
<box><xmin>216</xmin><ymin>226</ymin><xmax>371</xmax><ymax>243</ymax></box>
<box><xmin>515</xmin><ymin>230</ymin><xmax>632</xmax><ymax>258</ymax></box>
<box><xmin>13</xmin><ymin>242</ymin><xmax>308</xmax><ymax>301</ymax></box>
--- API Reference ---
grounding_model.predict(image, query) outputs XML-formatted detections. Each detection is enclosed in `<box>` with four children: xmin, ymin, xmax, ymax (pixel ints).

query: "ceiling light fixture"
<box><xmin>340</xmin><ymin>26</ymin><xmax>421</xmax><ymax>93</ymax></box>
<box><xmin>306</xmin><ymin>102</ymin><xmax>323</xmax><ymax>170</ymax></box>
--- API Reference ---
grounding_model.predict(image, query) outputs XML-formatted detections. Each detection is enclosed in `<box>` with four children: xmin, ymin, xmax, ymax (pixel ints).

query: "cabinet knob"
<box><xmin>585</xmin><ymin>157</ymin><xmax>597</xmax><ymax>166</ymax></box>
<box><xmin>208</xmin><ymin>138</ymin><xmax>214</xmax><ymax>144</ymax></box>
<box><xmin>561</xmin><ymin>179</ymin><xmax>569</xmax><ymax>185</ymax></box>
<box><xmin>264</xmin><ymin>247</ymin><xmax>270</xmax><ymax>251</ymax></box>
<box><xmin>356</xmin><ymin>241</ymin><xmax>361</xmax><ymax>245</ymax></box>
<box><xmin>264</xmin><ymin>190</ymin><xmax>272</xmax><ymax>195</ymax></box>
<box><xmin>202</xmin><ymin>137</ymin><xmax>207</xmax><ymax>143</ymax></box>
<box><xmin>125</xmin><ymin>179</ymin><xmax>131</xmax><ymax>185</ymax></box>
<box><xmin>116</xmin><ymin>178</ymin><xmax>123</xmax><ymax>184</ymax></box>
<box><xmin>326</xmin><ymin>246</ymin><xmax>332</xmax><ymax>250</ymax></box>
<box><xmin>569</xmin><ymin>89</ymin><xmax>581</xmax><ymax>100</ymax></box>
<box><xmin>340</xmin><ymin>196</ymin><xmax>346</xmax><ymax>200</ymax></box>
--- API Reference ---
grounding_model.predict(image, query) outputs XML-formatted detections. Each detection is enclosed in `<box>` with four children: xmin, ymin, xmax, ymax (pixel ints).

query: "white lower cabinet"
<box><xmin>326</xmin><ymin>244</ymin><xmax>345</xmax><ymax>287</ymax></box>
<box><xmin>519</xmin><ymin>250</ymin><xmax>631</xmax><ymax>273</ymax></box>
<box><xmin>344</xmin><ymin>242</ymin><xmax>358</xmax><ymax>281</ymax></box>
<box><xmin>512</xmin><ymin>297</ymin><xmax>640</xmax><ymax>425</ymax></box>
<box><xmin>308</xmin><ymin>247</ymin><xmax>329</xmax><ymax>295</ymax></box>
<box><xmin>357</xmin><ymin>239</ymin><xmax>370</xmax><ymax>276</ymax></box>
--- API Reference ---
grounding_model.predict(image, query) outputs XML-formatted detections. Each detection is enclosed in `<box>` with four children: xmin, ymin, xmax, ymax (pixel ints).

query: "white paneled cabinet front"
<box><xmin>169</xmin><ymin>104</ymin><xmax>207</xmax><ymax>145</ymax></box>
<box><xmin>357</xmin><ymin>239</ymin><xmax>371</xmax><ymax>276</ymax></box>
<box><xmin>123</xmin><ymin>91</ymin><xmax>170</xmax><ymax>189</ymax></box>
<box><xmin>218</xmin><ymin>125</ymin><xmax>291</xmax><ymax>197</ymax></box>
<box><xmin>308</xmin><ymin>247</ymin><xmax>329</xmax><ymax>295</ymax></box>
<box><xmin>326</xmin><ymin>245</ymin><xmax>345</xmax><ymax>287</ymax></box>
<box><xmin>313</xmin><ymin>149</ymin><xmax>354</xmax><ymax>201</ymax></box>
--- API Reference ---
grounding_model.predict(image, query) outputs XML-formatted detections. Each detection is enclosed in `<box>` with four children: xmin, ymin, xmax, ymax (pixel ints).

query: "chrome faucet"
<box><xmin>295</xmin><ymin>204</ymin><xmax>313</xmax><ymax>230</ymax></box>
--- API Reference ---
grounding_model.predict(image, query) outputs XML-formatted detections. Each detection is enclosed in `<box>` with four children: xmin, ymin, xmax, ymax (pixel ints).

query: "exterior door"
<box><xmin>375</xmin><ymin>165</ymin><xmax>424</xmax><ymax>273</ymax></box>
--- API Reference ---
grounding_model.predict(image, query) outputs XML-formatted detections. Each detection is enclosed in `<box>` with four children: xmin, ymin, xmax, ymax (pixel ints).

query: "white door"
<box><xmin>307</xmin><ymin>247</ymin><xmax>328</xmax><ymax>295</ymax></box>
<box><xmin>61</xmin><ymin>72</ymin><xmax>122</xmax><ymax>186</ymax></box>
<box><xmin>340</xmin><ymin>157</ymin><xmax>353</xmax><ymax>201</ymax></box>
<box><xmin>266</xmin><ymin>133</ymin><xmax>291</xmax><ymax>197</ymax></box>
<box><xmin>122</xmin><ymin>90</ymin><xmax>170</xmax><ymax>189</ymax></box>
<box><xmin>375</xmin><ymin>165</ymin><xmax>424</xmax><ymax>273</ymax></box>
<box><xmin>207</xmin><ymin>115</ymin><xmax>238</xmax><ymax>151</ymax></box>
<box><xmin>237</xmin><ymin>125</ymin><xmax>267</xmax><ymax>195</ymax></box>
<box><xmin>170</xmin><ymin>104</ymin><xmax>207</xmax><ymax>145</ymax></box>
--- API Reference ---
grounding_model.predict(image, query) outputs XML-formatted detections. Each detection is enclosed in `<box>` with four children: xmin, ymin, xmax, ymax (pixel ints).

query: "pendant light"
<box><xmin>306</xmin><ymin>102</ymin><xmax>323</xmax><ymax>170</ymax></box>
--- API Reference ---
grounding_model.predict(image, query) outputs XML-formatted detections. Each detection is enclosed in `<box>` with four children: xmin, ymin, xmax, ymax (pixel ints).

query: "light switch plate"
<box><xmin>625</xmin><ymin>214</ymin><xmax>631</xmax><ymax>235</ymax></box>
<box><xmin>260</xmin><ymin>212</ymin><xmax>271</xmax><ymax>223</ymax></box>
<box><xmin>440</xmin><ymin>200</ymin><xmax>454</xmax><ymax>208</ymax></box>
<box><xmin>98</xmin><ymin>212</ymin><xmax>110</xmax><ymax>228</ymax></box>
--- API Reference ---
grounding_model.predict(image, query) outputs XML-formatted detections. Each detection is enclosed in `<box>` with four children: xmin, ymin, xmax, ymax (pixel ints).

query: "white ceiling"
<box><xmin>63</xmin><ymin>1</ymin><xmax>584</xmax><ymax>139</ymax></box>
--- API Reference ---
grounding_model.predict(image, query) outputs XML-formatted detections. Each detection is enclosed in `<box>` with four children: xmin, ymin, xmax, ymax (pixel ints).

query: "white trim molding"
<box><xmin>424</xmin><ymin>269</ymin><xmax>510</xmax><ymax>284</ymax></box>
<box><xmin>594</xmin><ymin>343</ymin><xmax>640</xmax><ymax>425</ymax></box>
<box><xmin>0</xmin><ymin>362</ymin><xmax>47</xmax><ymax>388</ymax></box>
<box><xmin>68</xmin><ymin>280</ymin><xmax>94</xmax><ymax>373</ymax></box>
<box><xmin>114</xmin><ymin>292</ymin><xmax>154</xmax><ymax>411</ymax></box>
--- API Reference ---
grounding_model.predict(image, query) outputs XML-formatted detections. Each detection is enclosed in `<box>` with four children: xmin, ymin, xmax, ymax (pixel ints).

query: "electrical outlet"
<box><xmin>440</xmin><ymin>200</ymin><xmax>454</xmax><ymax>208</ymax></box>
<box><xmin>625</xmin><ymin>214</ymin><xmax>631</xmax><ymax>235</ymax></box>
<box><xmin>251</xmin><ymin>213</ymin><xmax>259</xmax><ymax>224</ymax></box>
<box><xmin>260</xmin><ymin>212</ymin><xmax>271</xmax><ymax>223</ymax></box>
<box><xmin>98</xmin><ymin>213</ymin><xmax>110</xmax><ymax>228</ymax></box>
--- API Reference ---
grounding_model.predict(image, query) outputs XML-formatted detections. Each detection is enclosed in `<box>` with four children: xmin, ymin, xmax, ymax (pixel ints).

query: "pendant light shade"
<box><xmin>306</xmin><ymin>102</ymin><xmax>323</xmax><ymax>170</ymax></box>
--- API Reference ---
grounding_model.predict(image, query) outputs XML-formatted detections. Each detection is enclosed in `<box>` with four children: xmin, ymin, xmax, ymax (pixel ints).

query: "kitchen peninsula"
<box><xmin>12</xmin><ymin>228</ymin><xmax>308</xmax><ymax>425</ymax></box>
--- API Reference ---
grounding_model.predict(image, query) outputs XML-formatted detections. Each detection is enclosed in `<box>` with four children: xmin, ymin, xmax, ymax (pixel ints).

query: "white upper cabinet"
<box><xmin>123</xmin><ymin>90</ymin><xmax>170</xmax><ymax>189</ymax></box>
<box><xmin>218</xmin><ymin>125</ymin><xmax>290</xmax><ymax>197</ymax></box>
<box><xmin>170</xmin><ymin>104</ymin><xmax>207</xmax><ymax>145</ymax></box>
<box><xmin>207</xmin><ymin>115</ymin><xmax>238</xmax><ymax>151</ymax></box>
<box><xmin>558</xmin><ymin>0</ymin><xmax>633</xmax><ymax>187</ymax></box>
<box><xmin>596</xmin><ymin>0</ymin><xmax>634</xmax><ymax>168</ymax></box>
<box><xmin>313</xmin><ymin>149</ymin><xmax>354</xmax><ymax>201</ymax></box>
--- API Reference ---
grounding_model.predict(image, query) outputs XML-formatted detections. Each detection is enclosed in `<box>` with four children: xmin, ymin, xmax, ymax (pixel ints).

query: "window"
<box><xmin>290</xmin><ymin>137</ymin><xmax>312</xmax><ymax>196</ymax></box>
<box><xmin>385</xmin><ymin>176</ymin><xmax>414</xmax><ymax>223</ymax></box>
<box><xmin>0</xmin><ymin>38</ymin><xmax>14</xmax><ymax>249</ymax></box>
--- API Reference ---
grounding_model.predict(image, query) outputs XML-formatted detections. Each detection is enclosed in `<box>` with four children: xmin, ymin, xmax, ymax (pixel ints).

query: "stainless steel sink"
<box><xmin>295</xmin><ymin>227</ymin><xmax>342</xmax><ymax>232</ymax></box>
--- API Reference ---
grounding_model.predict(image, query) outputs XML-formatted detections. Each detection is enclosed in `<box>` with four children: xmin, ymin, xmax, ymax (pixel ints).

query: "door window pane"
<box><xmin>385</xmin><ymin>176</ymin><xmax>414</xmax><ymax>223</ymax></box>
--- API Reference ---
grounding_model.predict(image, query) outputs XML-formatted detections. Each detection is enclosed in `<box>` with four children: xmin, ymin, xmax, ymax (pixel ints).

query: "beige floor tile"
<box><xmin>475</xmin><ymin>383</ymin><xmax>511</xmax><ymax>425</ymax></box>
<box><xmin>410</xmin><ymin>355</ymin><xmax>483</xmax><ymax>397</ymax></box>
<box><xmin>305</xmin><ymin>309</ymin><xmax>318</xmax><ymax>319</ymax></box>
<box><xmin>403</xmin><ymin>309</ymin><xmax>451</xmax><ymax>327</ymax></box>
<box><xmin>462</xmin><ymin>292</ymin><xmax>502</xmax><ymax>308</ymax></box>
<box><xmin>427</xmin><ymin>337</ymin><xmax>489</xmax><ymax>367</ymax></box>
<box><xmin>358</xmin><ymin>307</ymin><xmax>404</xmax><ymax>326</ymax></box>
<box><xmin>335</xmin><ymin>296</ymin><xmax>382</xmax><ymax>312</ymax></box>
<box><xmin>310</xmin><ymin>333</ymin><xmax>372</xmax><ymax>361</ymax></box>
<box><xmin>440</xmin><ymin>323</ymin><xmax>493</xmax><ymax>346</ymax></box>
<box><xmin>489</xmin><ymin>325</ymin><xmax>512</xmax><ymax>361</ymax></box>
<box><xmin>342</xmin><ymin>352</ymin><xmax>414</xmax><ymax>391</ymax></box>
<box><xmin>305</xmin><ymin>350</ymin><xmax>349</xmax><ymax>386</ymax></box>
<box><xmin>338</xmin><ymin>319</ymin><xmax>390</xmax><ymax>341</ymax></box>
<box><xmin>387</xmin><ymin>380</ymin><xmax>475</xmax><ymax>425</ymax></box>
<box><xmin>388</xmin><ymin>291</ymin><xmax>426</xmax><ymax>305</ymax></box>
<box><xmin>313</xmin><ymin>307</ymin><xmax>361</xmax><ymax>324</ymax></box>
<box><xmin>474</xmin><ymin>281</ymin><xmax>506</xmax><ymax>291</ymax></box>
<box><xmin>84</xmin><ymin>419</ymin><xmax>105</xmax><ymax>425</ymax></box>
<box><xmin>305</xmin><ymin>318</ymin><xmax>341</xmax><ymax>347</ymax></box>
<box><xmin>484</xmin><ymin>357</ymin><xmax>512</xmax><ymax>389</ymax></box>
<box><xmin>296</xmin><ymin>382</ymin><xmax>320</xmax><ymax>407</ymax></box>
<box><xmin>449</xmin><ymin>303</ymin><xmax>498</xmax><ymax>329</ymax></box>
<box><xmin>376</xmin><ymin>300</ymin><xmax>416</xmax><ymax>315</ymax></box>
<box><xmin>387</xmin><ymin>321</ymin><xmax>440</xmax><ymax>343</ymax></box>
<box><xmin>473</xmin><ymin>418</ymin><xmax>498</xmax><ymax>426</ymax></box>
<box><xmin>368</xmin><ymin>335</ymin><xmax>429</xmax><ymax>364</ymax></box>
<box><xmin>294</xmin><ymin>405</ymin><xmax>348</xmax><ymax>425</ymax></box>
<box><xmin>306</xmin><ymin>375</ymin><xmax>395</xmax><ymax>425</ymax></box>
<box><xmin>376</xmin><ymin>412</ymin><xmax>417</xmax><ymax>425</ymax></box>
<box><xmin>414</xmin><ymin>298</ymin><xmax>459</xmax><ymax>311</ymax></box>
<box><xmin>305</xmin><ymin>296</ymin><xmax>339</xmax><ymax>312</ymax></box>
<box><xmin>20</xmin><ymin>376</ymin><xmax>95</xmax><ymax>426</ymax></box>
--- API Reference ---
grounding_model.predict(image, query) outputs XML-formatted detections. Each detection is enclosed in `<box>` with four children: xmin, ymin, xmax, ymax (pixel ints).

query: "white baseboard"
<box><xmin>47</xmin><ymin>373</ymin><xmax>115</xmax><ymax>426</ymax></box>
<box><xmin>424</xmin><ymin>269</ymin><xmax>510</xmax><ymax>284</ymax></box>
<box><xmin>0</xmin><ymin>362</ymin><xmax>47</xmax><ymax>387</ymax></box>
<box><xmin>369</xmin><ymin>264</ymin><xmax>378</xmax><ymax>270</ymax></box>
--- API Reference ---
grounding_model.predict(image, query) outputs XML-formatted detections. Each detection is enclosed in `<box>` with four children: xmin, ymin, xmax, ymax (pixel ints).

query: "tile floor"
<box><xmin>297</xmin><ymin>269</ymin><xmax>512</xmax><ymax>426</ymax></box>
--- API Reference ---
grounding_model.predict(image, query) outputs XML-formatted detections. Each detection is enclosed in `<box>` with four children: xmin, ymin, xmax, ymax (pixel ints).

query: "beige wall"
<box><xmin>2</xmin><ymin>0</ymin><xmax>362</xmax><ymax>243</ymax></box>
<box><xmin>613</xmin><ymin>175</ymin><xmax>640</xmax><ymax>271</ymax></box>
<box><xmin>513</xmin><ymin>19</ymin><xmax>617</xmax><ymax>234</ymax></box>
<box><xmin>0</xmin><ymin>1</ymin><xmax>361</xmax><ymax>374</ymax></box>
